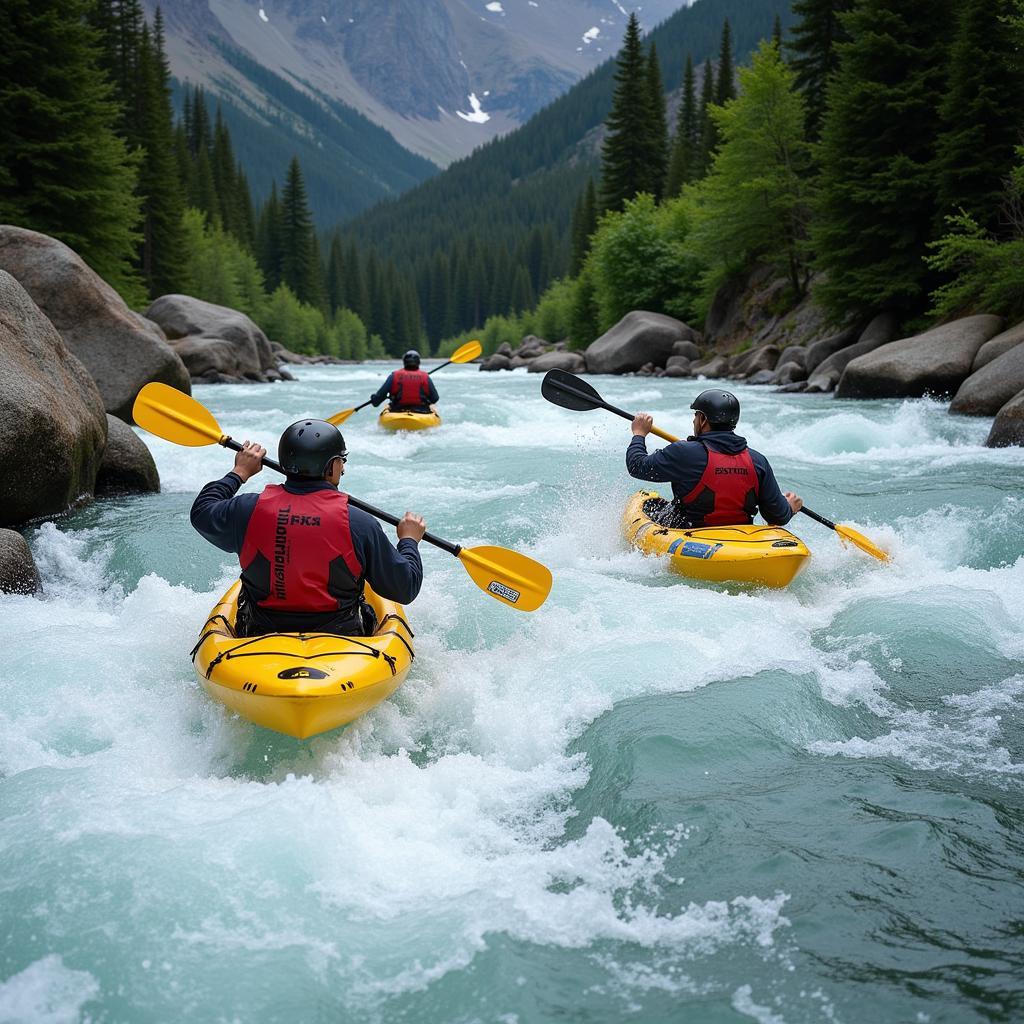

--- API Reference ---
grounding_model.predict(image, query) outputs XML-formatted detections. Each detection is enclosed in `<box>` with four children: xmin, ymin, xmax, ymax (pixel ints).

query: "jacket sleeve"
<box><xmin>625</xmin><ymin>437</ymin><xmax>677</xmax><ymax>483</ymax></box>
<box><xmin>752</xmin><ymin>455</ymin><xmax>794</xmax><ymax>525</ymax></box>
<box><xmin>351</xmin><ymin>509</ymin><xmax>424</xmax><ymax>604</ymax></box>
<box><xmin>190</xmin><ymin>473</ymin><xmax>258</xmax><ymax>553</ymax></box>
<box><xmin>425</xmin><ymin>377</ymin><xmax>439</xmax><ymax>404</ymax></box>
<box><xmin>370</xmin><ymin>374</ymin><xmax>394</xmax><ymax>407</ymax></box>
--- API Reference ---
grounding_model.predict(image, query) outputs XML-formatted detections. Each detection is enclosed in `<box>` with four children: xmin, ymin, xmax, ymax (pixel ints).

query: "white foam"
<box><xmin>0</xmin><ymin>956</ymin><xmax>99</xmax><ymax>1024</ymax></box>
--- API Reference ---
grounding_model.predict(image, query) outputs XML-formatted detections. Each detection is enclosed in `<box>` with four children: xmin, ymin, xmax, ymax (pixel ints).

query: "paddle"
<box><xmin>541</xmin><ymin>368</ymin><xmax>889</xmax><ymax>563</ymax></box>
<box><xmin>327</xmin><ymin>340</ymin><xmax>482</xmax><ymax>426</ymax></box>
<box><xmin>133</xmin><ymin>382</ymin><xmax>552</xmax><ymax>610</ymax></box>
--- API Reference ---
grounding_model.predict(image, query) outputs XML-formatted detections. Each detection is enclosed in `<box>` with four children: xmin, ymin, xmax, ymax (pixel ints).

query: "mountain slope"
<box><xmin>151</xmin><ymin>0</ymin><xmax>689</xmax><ymax>171</ymax></box>
<box><xmin>345</xmin><ymin>0</ymin><xmax>792</xmax><ymax>277</ymax></box>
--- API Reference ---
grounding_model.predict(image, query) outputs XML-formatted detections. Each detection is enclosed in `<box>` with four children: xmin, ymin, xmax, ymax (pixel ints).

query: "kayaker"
<box><xmin>370</xmin><ymin>350</ymin><xmax>439</xmax><ymax>413</ymax></box>
<box><xmin>627</xmin><ymin>389</ymin><xmax>803</xmax><ymax>528</ymax></box>
<box><xmin>190</xmin><ymin>419</ymin><xmax>426</xmax><ymax>638</ymax></box>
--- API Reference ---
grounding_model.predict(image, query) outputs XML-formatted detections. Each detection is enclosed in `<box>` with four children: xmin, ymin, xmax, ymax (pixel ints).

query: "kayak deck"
<box><xmin>191</xmin><ymin>582</ymin><xmax>414</xmax><ymax>739</ymax></box>
<box><xmin>622</xmin><ymin>490</ymin><xmax>810</xmax><ymax>588</ymax></box>
<box><xmin>379</xmin><ymin>406</ymin><xmax>441</xmax><ymax>431</ymax></box>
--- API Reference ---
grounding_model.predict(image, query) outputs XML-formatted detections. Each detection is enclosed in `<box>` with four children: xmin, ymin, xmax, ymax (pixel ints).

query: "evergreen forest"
<box><xmin>2</xmin><ymin>0</ymin><xmax>1022</xmax><ymax>361</ymax></box>
<box><xmin>441</xmin><ymin>0</ymin><xmax>1024</xmax><ymax>357</ymax></box>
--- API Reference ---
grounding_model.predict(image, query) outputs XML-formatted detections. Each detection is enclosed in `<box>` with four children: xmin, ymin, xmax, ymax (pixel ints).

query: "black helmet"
<box><xmin>691</xmin><ymin>389</ymin><xmax>740</xmax><ymax>429</ymax></box>
<box><xmin>278</xmin><ymin>419</ymin><xmax>347</xmax><ymax>478</ymax></box>
<box><xmin>403</xmin><ymin>349</ymin><xmax>421</xmax><ymax>369</ymax></box>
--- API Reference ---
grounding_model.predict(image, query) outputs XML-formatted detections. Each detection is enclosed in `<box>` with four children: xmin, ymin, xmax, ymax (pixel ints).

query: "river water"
<box><xmin>2</xmin><ymin>363</ymin><xmax>1023</xmax><ymax>1024</ymax></box>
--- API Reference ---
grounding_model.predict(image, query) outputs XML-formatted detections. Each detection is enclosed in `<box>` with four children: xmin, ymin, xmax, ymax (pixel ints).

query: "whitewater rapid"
<box><xmin>1</xmin><ymin>364</ymin><xmax>1022</xmax><ymax>1023</ymax></box>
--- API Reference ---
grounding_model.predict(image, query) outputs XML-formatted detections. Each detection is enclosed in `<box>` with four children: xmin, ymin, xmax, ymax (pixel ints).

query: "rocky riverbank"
<box><xmin>479</xmin><ymin>262</ymin><xmax>1024</xmax><ymax>450</ymax></box>
<box><xmin>0</xmin><ymin>226</ymin><xmax>306</xmax><ymax>590</ymax></box>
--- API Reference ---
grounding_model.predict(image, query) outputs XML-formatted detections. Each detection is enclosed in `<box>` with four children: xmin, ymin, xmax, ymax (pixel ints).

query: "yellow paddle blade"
<box><xmin>450</xmin><ymin>339</ymin><xmax>482</xmax><ymax>363</ymax></box>
<box><xmin>835</xmin><ymin>523</ymin><xmax>890</xmax><ymax>562</ymax></box>
<box><xmin>458</xmin><ymin>545</ymin><xmax>552</xmax><ymax>612</ymax></box>
<box><xmin>132</xmin><ymin>382</ymin><xmax>223</xmax><ymax>447</ymax></box>
<box><xmin>327</xmin><ymin>407</ymin><xmax>358</xmax><ymax>427</ymax></box>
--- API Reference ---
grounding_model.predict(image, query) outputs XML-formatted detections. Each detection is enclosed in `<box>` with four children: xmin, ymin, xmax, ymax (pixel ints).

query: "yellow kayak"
<box><xmin>191</xmin><ymin>581</ymin><xmax>414</xmax><ymax>739</ymax></box>
<box><xmin>622</xmin><ymin>490</ymin><xmax>810</xmax><ymax>588</ymax></box>
<box><xmin>378</xmin><ymin>406</ymin><xmax>442</xmax><ymax>431</ymax></box>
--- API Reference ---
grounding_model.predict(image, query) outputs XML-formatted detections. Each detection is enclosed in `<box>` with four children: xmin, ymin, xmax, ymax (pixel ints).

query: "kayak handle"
<box><xmin>219</xmin><ymin>436</ymin><xmax>463</xmax><ymax>557</ymax></box>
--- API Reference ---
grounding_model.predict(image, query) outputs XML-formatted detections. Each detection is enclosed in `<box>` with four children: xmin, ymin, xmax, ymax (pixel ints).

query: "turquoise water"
<box><xmin>2</xmin><ymin>363</ymin><xmax>1023</xmax><ymax>1024</ymax></box>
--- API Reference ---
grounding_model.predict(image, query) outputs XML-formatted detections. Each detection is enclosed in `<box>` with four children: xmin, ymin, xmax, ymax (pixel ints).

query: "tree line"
<box><xmin>0</xmin><ymin>0</ymin><xmax>429</xmax><ymax>358</ymax></box>
<box><xmin>443</xmin><ymin>0</ymin><xmax>1024</xmax><ymax>356</ymax></box>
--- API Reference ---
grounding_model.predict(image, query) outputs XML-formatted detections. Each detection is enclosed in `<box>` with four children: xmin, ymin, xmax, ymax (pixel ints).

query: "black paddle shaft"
<box><xmin>219</xmin><ymin>437</ymin><xmax>462</xmax><ymax>556</ymax></box>
<box><xmin>799</xmin><ymin>507</ymin><xmax>837</xmax><ymax>531</ymax></box>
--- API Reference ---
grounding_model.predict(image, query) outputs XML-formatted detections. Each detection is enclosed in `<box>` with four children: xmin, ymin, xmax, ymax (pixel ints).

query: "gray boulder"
<box><xmin>774</xmin><ymin>361</ymin><xmax>807</xmax><ymax>385</ymax></box>
<box><xmin>0</xmin><ymin>226</ymin><xmax>190</xmax><ymax>421</ymax></box>
<box><xmin>971</xmin><ymin>321</ymin><xmax>1024</xmax><ymax>372</ymax></box>
<box><xmin>746</xmin><ymin>369</ymin><xmax>777</xmax><ymax>386</ymax></box>
<box><xmin>735</xmin><ymin>345</ymin><xmax>781</xmax><ymax>377</ymax></box>
<box><xmin>804</xmin><ymin>324</ymin><xmax>862</xmax><ymax>375</ymax></box>
<box><xmin>691</xmin><ymin>354</ymin><xmax>730</xmax><ymax>378</ymax></box>
<box><xmin>775</xmin><ymin>381</ymin><xmax>809</xmax><ymax>394</ymax></box>
<box><xmin>95</xmin><ymin>414</ymin><xmax>160</xmax><ymax>495</ymax></box>
<box><xmin>479</xmin><ymin>353</ymin><xmax>512</xmax><ymax>371</ymax></box>
<box><xmin>145</xmin><ymin>294</ymin><xmax>279</xmax><ymax>384</ymax></box>
<box><xmin>584</xmin><ymin>311</ymin><xmax>698</xmax><ymax>374</ymax></box>
<box><xmin>0</xmin><ymin>529</ymin><xmax>41</xmax><ymax>595</ymax></box>
<box><xmin>527</xmin><ymin>350</ymin><xmax>586</xmax><ymax>373</ymax></box>
<box><xmin>0</xmin><ymin>270</ymin><xmax>107</xmax><ymax>527</ymax></box>
<box><xmin>806</xmin><ymin>312</ymin><xmax>899</xmax><ymax>392</ymax></box>
<box><xmin>776</xmin><ymin>345</ymin><xmax>807</xmax><ymax>370</ymax></box>
<box><xmin>836</xmin><ymin>315</ymin><xmax>1003</xmax><ymax>399</ymax></box>
<box><xmin>496</xmin><ymin>342</ymin><xmax>513</xmax><ymax>357</ymax></box>
<box><xmin>664</xmin><ymin>363</ymin><xmax>690</xmax><ymax>378</ymax></box>
<box><xmin>949</xmin><ymin>342</ymin><xmax>1024</xmax><ymax>416</ymax></box>
<box><xmin>665</xmin><ymin>355</ymin><xmax>692</xmax><ymax>374</ymax></box>
<box><xmin>517</xmin><ymin>335</ymin><xmax>546</xmax><ymax>357</ymax></box>
<box><xmin>672</xmin><ymin>339</ymin><xmax>701</xmax><ymax>361</ymax></box>
<box><xmin>986</xmin><ymin>389</ymin><xmax>1024</xmax><ymax>447</ymax></box>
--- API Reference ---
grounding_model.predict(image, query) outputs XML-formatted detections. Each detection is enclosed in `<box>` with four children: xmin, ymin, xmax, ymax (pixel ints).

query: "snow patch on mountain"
<box><xmin>457</xmin><ymin>93</ymin><xmax>490</xmax><ymax>123</ymax></box>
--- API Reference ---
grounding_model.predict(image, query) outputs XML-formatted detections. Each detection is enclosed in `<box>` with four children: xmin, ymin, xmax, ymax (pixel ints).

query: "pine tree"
<box><xmin>280</xmin><ymin>157</ymin><xmax>323</xmax><ymax>307</ymax></box>
<box><xmin>697</xmin><ymin>58</ymin><xmax>716</xmax><ymax>176</ymax></box>
<box><xmin>136</xmin><ymin>13</ymin><xmax>186</xmax><ymax>296</ymax></box>
<box><xmin>0</xmin><ymin>0</ymin><xmax>142</xmax><ymax>297</ymax></box>
<box><xmin>773</xmin><ymin>14</ymin><xmax>784</xmax><ymax>49</ymax></box>
<box><xmin>343</xmin><ymin>242</ymin><xmax>369</xmax><ymax>325</ymax></box>
<box><xmin>326</xmin><ymin>233</ymin><xmax>346</xmax><ymax>311</ymax></box>
<box><xmin>715</xmin><ymin>20</ymin><xmax>736</xmax><ymax>104</ymax></box>
<box><xmin>645</xmin><ymin>43</ymin><xmax>669</xmax><ymax>201</ymax></box>
<box><xmin>935</xmin><ymin>0</ymin><xmax>1024</xmax><ymax>236</ymax></box>
<box><xmin>256</xmin><ymin>183</ymin><xmax>283</xmax><ymax>289</ymax></box>
<box><xmin>510</xmin><ymin>265</ymin><xmax>534</xmax><ymax>313</ymax></box>
<box><xmin>212</xmin><ymin>106</ymin><xmax>244</xmax><ymax>239</ymax></box>
<box><xmin>570</xmin><ymin>178</ymin><xmax>599</xmax><ymax>273</ymax></box>
<box><xmin>666</xmin><ymin>54</ymin><xmax>698</xmax><ymax>197</ymax></box>
<box><xmin>812</xmin><ymin>0</ymin><xmax>955</xmax><ymax>319</ymax></box>
<box><xmin>601</xmin><ymin>13</ymin><xmax>655</xmax><ymax>211</ymax></box>
<box><xmin>191</xmin><ymin>145</ymin><xmax>219</xmax><ymax>223</ymax></box>
<box><xmin>789</xmin><ymin>0</ymin><xmax>853</xmax><ymax>142</ymax></box>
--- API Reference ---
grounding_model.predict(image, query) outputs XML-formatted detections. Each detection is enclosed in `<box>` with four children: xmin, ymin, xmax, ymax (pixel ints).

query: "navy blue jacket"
<box><xmin>626</xmin><ymin>430</ymin><xmax>795</xmax><ymax>525</ymax></box>
<box><xmin>370</xmin><ymin>372</ymin><xmax>439</xmax><ymax>409</ymax></box>
<box><xmin>190</xmin><ymin>473</ymin><xmax>423</xmax><ymax>604</ymax></box>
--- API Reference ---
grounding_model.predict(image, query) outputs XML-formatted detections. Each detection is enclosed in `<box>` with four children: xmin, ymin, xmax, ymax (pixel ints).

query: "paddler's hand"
<box><xmin>785</xmin><ymin>491</ymin><xmax>803</xmax><ymax>514</ymax></box>
<box><xmin>397</xmin><ymin>512</ymin><xmax>426</xmax><ymax>543</ymax></box>
<box><xmin>233</xmin><ymin>441</ymin><xmax>266</xmax><ymax>482</ymax></box>
<box><xmin>632</xmin><ymin>413</ymin><xmax>654</xmax><ymax>437</ymax></box>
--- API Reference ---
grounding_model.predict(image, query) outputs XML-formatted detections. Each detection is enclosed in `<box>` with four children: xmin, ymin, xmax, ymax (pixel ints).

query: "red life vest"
<box><xmin>389</xmin><ymin>368</ymin><xmax>430</xmax><ymax>409</ymax></box>
<box><xmin>679</xmin><ymin>443</ymin><xmax>760</xmax><ymax>526</ymax></box>
<box><xmin>238</xmin><ymin>485</ymin><xmax>363</xmax><ymax>613</ymax></box>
